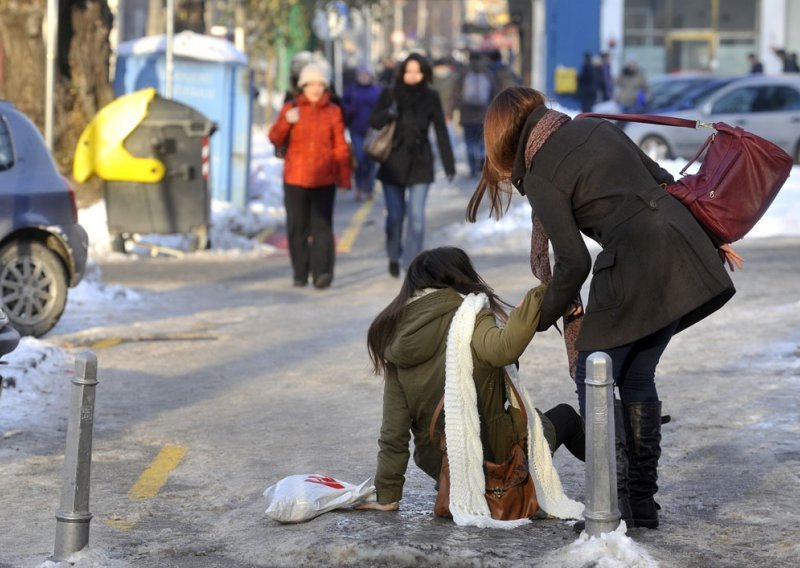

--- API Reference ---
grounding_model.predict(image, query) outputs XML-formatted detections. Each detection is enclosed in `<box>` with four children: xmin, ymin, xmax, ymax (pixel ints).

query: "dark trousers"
<box><xmin>283</xmin><ymin>183</ymin><xmax>336</xmax><ymax>283</ymax></box>
<box><xmin>575</xmin><ymin>319</ymin><xmax>681</xmax><ymax>416</ymax></box>
<box><xmin>544</xmin><ymin>403</ymin><xmax>585</xmax><ymax>461</ymax></box>
<box><xmin>462</xmin><ymin>122</ymin><xmax>485</xmax><ymax>177</ymax></box>
<box><xmin>350</xmin><ymin>132</ymin><xmax>377</xmax><ymax>195</ymax></box>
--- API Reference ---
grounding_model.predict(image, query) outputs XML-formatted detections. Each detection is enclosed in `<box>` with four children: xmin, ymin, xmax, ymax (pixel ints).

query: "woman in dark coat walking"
<box><xmin>467</xmin><ymin>87</ymin><xmax>738</xmax><ymax>531</ymax></box>
<box><xmin>369</xmin><ymin>53</ymin><xmax>456</xmax><ymax>277</ymax></box>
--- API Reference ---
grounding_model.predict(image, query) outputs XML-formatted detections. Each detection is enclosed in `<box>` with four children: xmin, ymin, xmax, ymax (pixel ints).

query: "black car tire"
<box><xmin>639</xmin><ymin>135</ymin><xmax>673</xmax><ymax>161</ymax></box>
<box><xmin>0</xmin><ymin>240</ymin><xmax>68</xmax><ymax>337</ymax></box>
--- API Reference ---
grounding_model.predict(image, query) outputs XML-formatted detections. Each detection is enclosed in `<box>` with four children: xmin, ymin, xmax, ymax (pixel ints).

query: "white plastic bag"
<box><xmin>264</xmin><ymin>474</ymin><xmax>377</xmax><ymax>523</ymax></box>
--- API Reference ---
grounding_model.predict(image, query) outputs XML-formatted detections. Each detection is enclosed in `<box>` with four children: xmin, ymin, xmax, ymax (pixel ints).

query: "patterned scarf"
<box><xmin>524</xmin><ymin>110</ymin><xmax>583</xmax><ymax>381</ymax></box>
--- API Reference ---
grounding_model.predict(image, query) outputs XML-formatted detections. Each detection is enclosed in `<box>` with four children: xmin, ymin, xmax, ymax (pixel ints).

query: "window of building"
<box><xmin>623</xmin><ymin>0</ymin><xmax>759</xmax><ymax>75</ymax></box>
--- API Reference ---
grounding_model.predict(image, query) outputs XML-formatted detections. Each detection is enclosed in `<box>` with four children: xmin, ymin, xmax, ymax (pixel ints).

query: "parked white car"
<box><xmin>618</xmin><ymin>75</ymin><xmax>800</xmax><ymax>163</ymax></box>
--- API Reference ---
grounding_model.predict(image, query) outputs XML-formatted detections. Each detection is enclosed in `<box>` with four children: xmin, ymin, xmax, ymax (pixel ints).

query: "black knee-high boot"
<box><xmin>625</xmin><ymin>401</ymin><xmax>662</xmax><ymax>529</ymax></box>
<box><xmin>615</xmin><ymin>399</ymin><xmax>633</xmax><ymax>524</ymax></box>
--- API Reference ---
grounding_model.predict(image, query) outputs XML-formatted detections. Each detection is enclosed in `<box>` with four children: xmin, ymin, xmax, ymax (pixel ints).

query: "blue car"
<box><xmin>0</xmin><ymin>101</ymin><xmax>88</xmax><ymax>336</ymax></box>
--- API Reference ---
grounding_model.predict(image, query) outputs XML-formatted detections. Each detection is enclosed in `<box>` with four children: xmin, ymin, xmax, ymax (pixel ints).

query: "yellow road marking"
<box><xmin>91</xmin><ymin>337</ymin><xmax>123</xmax><ymax>349</ymax></box>
<box><xmin>254</xmin><ymin>226</ymin><xmax>276</xmax><ymax>242</ymax></box>
<box><xmin>337</xmin><ymin>198</ymin><xmax>375</xmax><ymax>253</ymax></box>
<box><xmin>128</xmin><ymin>445</ymin><xmax>187</xmax><ymax>501</ymax></box>
<box><xmin>104</xmin><ymin>518</ymin><xmax>137</xmax><ymax>531</ymax></box>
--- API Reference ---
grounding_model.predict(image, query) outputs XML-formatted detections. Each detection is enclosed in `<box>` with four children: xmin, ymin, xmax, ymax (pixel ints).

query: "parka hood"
<box><xmin>386</xmin><ymin>288</ymin><xmax>463</xmax><ymax>368</ymax></box>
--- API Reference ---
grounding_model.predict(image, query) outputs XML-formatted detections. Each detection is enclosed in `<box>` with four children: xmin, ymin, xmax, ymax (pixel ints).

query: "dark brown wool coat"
<box><xmin>511</xmin><ymin>106</ymin><xmax>735</xmax><ymax>351</ymax></box>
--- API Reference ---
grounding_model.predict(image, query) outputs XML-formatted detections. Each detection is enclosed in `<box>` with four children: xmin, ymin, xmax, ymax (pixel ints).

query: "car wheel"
<box><xmin>0</xmin><ymin>241</ymin><xmax>68</xmax><ymax>337</ymax></box>
<box><xmin>639</xmin><ymin>136</ymin><xmax>672</xmax><ymax>161</ymax></box>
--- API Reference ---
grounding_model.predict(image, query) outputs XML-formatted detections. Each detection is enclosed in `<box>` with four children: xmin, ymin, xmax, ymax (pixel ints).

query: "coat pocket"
<box><xmin>589</xmin><ymin>249</ymin><xmax>624</xmax><ymax>311</ymax></box>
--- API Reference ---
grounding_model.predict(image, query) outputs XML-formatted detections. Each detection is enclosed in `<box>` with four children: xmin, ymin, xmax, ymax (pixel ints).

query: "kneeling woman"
<box><xmin>358</xmin><ymin>247</ymin><xmax>584</xmax><ymax>523</ymax></box>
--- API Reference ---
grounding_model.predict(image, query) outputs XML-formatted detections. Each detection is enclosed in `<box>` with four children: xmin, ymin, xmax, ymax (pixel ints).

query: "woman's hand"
<box><xmin>354</xmin><ymin>501</ymin><xmax>399</xmax><ymax>512</ymax></box>
<box><xmin>285</xmin><ymin>107</ymin><xmax>300</xmax><ymax>124</ymax></box>
<box><xmin>719</xmin><ymin>243</ymin><xmax>744</xmax><ymax>272</ymax></box>
<box><xmin>566</xmin><ymin>305</ymin><xmax>583</xmax><ymax>317</ymax></box>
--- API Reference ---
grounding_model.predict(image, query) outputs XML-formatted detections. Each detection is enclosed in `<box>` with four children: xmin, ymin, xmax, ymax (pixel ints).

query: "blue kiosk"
<box><xmin>114</xmin><ymin>31</ymin><xmax>252</xmax><ymax>209</ymax></box>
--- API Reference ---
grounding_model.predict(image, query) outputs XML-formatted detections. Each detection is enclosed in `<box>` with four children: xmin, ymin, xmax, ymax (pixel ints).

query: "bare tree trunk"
<box><xmin>0</xmin><ymin>0</ymin><xmax>113</xmax><ymax>206</ymax></box>
<box><xmin>0</xmin><ymin>1</ymin><xmax>47</xmax><ymax>120</ymax></box>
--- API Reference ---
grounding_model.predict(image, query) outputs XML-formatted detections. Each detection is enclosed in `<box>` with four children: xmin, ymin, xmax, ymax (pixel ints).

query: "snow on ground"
<box><xmin>3</xmin><ymin>117</ymin><xmax>800</xmax><ymax>565</ymax></box>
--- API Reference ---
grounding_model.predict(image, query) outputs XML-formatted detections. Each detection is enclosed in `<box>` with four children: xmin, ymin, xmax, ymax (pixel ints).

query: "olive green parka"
<box><xmin>375</xmin><ymin>285</ymin><xmax>554</xmax><ymax>504</ymax></box>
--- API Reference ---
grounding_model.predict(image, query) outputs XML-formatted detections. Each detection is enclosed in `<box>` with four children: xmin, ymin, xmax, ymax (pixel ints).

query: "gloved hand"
<box><xmin>285</xmin><ymin>107</ymin><xmax>300</xmax><ymax>124</ymax></box>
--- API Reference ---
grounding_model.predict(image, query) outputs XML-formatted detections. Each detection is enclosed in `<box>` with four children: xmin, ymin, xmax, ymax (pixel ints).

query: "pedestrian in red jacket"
<box><xmin>269</xmin><ymin>63</ymin><xmax>352</xmax><ymax>289</ymax></box>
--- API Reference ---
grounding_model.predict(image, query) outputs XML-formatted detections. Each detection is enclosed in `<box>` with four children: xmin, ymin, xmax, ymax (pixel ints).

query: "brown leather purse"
<box><xmin>429</xmin><ymin>376</ymin><xmax>539</xmax><ymax>521</ymax></box>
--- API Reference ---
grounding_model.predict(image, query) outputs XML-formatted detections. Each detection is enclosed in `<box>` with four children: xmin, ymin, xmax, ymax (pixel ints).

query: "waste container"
<box><xmin>73</xmin><ymin>88</ymin><xmax>216</xmax><ymax>252</ymax></box>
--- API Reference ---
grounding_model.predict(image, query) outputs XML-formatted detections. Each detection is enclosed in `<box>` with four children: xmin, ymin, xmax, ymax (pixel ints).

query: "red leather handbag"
<box><xmin>577</xmin><ymin>113</ymin><xmax>794</xmax><ymax>243</ymax></box>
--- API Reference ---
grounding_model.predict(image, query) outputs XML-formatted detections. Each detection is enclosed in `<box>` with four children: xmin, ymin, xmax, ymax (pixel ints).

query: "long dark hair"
<box><xmin>367</xmin><ymin>247</ymin><xmax>511</xmax><ymax>376</ymax></box>
<box><xmin>466</xmin><ymin>87</ymin><xmax>546</xmax><ymax>222</ymax></box>
<box><xmin>395</xmin><ymin>52</ymin><xmax>434</xmax><ymax>85</ymax></box>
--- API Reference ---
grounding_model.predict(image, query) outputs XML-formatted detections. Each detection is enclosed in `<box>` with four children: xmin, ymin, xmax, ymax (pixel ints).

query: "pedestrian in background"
<box><xmin>358</xmin><ymin>246</ymin><xmax>584</xmax><ymax>518</ymax></box>
<box><xmin>431</xmin><ymin>57</ymin><xmax>459</xmax><ymax>122</ymax></box>
<box><xmin>789</xmin><ymin>53</ymin><xmax>800</xmax><ymax>72</ymax></box>
<box><xmin>487</xmin><ymin>48</ymin><xmax>522</xmax><ymax>93</ymax></box>
<box><xmin>773</xmin><ymin>48</ymin><xmax>800</xmax><ymax>72</ymax></box>
<box><xmin>599</xmin><ymin>52</ymin><xmax>614</xmax><ymax>101</ymax></box>
<box><xmin>342</xmin><ymin>65</ymin><xmax>383</xmax><ymax>201</ymax></box>
<box><xmin>268</xmin><ymin>64</ymin><xmax>352</xmax><ymax>289</ymax></box>
<box><xmin>747</xmin><ymin>53</ymin><xmax>764</xmax><ymax>74</ymax></box>
<box><xmin>368</xmin><ymin>53</ymin><xmax>456</xmax><ymax>278</ymax></box>
<box><xmin>455</xmin><ymin>52</ymin><xmax>493</xmax><ymax>177</ymax></box>
<box><xmin>577</xmin><ymin>52</ymin><xmax>598</xmax><ymax>113</ymax></box>
<box><xmin>469</xmin><ymin>86</ymin><xmax>738</xmax><ymax>530</ymax></box>
<box><xmin>615</xmin><ymin>58</ymin><xmax>649</xmax><ymax>113</ymax></box>
<box><xmin>378</xmin><ymin>55</ymin><xmax>397</xmax><ymax>87</ymax></box>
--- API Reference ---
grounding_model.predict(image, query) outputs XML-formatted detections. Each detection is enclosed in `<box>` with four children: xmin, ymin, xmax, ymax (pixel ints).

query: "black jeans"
<box><xmin>283</xmin><ymin>183</ymin><xmax>336</xmax><ymax>283</ymax></box>
<box><xmin>575</xmin><ymin>319</ymin><xmax>681</xmax><ymax>416</ymax></box>
<box><xmin>544</xmin><ymin>403</ymin><xmax>585</xmax><ymax>461</ymax></box>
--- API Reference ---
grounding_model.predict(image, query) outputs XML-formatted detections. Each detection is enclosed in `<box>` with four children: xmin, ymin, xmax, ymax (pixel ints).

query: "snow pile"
<box><xmin>68</xmin><ymin>261</ymin><xmax>142</xmax><ymax>304</ymax></box>
<box><xmin>39</xmin><ymin>546</ymin><xmax>130</xmax><ymax>568</ymax></box>
<box><xmin>0</xmin><ymin>337</ymin><xmax>73</xmax><ymax>426</ymax></box>
<box><xmin>541</xmin><ymin>523</ymin><xmax>659</xmax><ymax>567</ymax></box>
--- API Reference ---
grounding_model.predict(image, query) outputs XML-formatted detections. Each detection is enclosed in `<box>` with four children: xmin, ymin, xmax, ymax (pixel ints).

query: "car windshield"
<box><xmin>645</xmin><ymin>76</ymin><xmax>712</xmax><ymax>110</ymax></box>
<box><xmin>676</xmin><ymin>78</ymin><xmax>738</xmax><ymax>109</ymax></box>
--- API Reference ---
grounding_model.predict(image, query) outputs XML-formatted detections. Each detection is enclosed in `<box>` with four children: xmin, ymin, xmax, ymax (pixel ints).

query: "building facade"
<box><xmin>599</xmin><ymin>0</ymin><xmax>800</xmax><ymax>79</ymax></box>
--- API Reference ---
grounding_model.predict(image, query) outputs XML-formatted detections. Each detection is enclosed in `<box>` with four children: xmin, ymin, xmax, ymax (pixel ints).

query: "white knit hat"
<box><xmin>298</xmin><ymin>63</ymin><xmax>330</xmax><ymax>88</ymax></box>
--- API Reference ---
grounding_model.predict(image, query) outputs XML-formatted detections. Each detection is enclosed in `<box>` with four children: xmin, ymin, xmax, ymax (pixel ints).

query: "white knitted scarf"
<box><xmin>444</xmin><ymin>293</ymin><xmax>585</xmax><ymax>529</ymax></box>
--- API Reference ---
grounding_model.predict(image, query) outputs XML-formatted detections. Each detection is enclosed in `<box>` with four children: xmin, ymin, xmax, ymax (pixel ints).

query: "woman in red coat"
<box><xmin>269</xmin><ymin>63</ymin><xmax>352</xmax><ymax>289</ymax></box>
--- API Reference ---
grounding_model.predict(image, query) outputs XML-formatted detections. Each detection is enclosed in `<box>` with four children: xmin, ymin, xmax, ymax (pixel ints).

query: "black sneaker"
<box><xmin>313</xmin><ymin>274</ymin><xmax>332</xmax><ymax>289</ymax></box>
<box><xmin>389</xmin><ymin>261</ymin><xmax>400</xmax><ymax>278</ymax></box>
<box><xmin>293</xmin><ymin>278</ymin><xmax>308</xmax><ymax>287</ymax></box>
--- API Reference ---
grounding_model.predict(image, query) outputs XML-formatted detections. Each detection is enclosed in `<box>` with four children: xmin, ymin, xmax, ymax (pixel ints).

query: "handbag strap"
<box><xmin>428</xmin><ymin>371</ymin><xmax>529</xmax><ymax>447</ymax></box>
<box><xmin>575</xmin><ymin>112</ymin><xmax>716</xmax><ymax>130</ymax></box>
<box><xmin>577</xmin><ymin>111</ymin><xmax>719</xmax><ymax>176</ymax></box>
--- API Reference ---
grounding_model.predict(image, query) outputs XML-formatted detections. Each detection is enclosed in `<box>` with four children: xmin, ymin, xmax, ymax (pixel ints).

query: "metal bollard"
<box><xmin>583</xmin><ymin>351</ymin><xmax>620</xmax><ymax>537</ymax></box>
<box><xmin>53</xmin><ymin>352</ymin><xmax>98</xmax><ymax>560</ymax></box>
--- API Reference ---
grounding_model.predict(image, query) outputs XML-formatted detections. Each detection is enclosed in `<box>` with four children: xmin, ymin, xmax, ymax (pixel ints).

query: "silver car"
<box><xmin>619</xmin><ymin>75</ymin><xmax>800</xmax><ymax>163</ymax></box>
